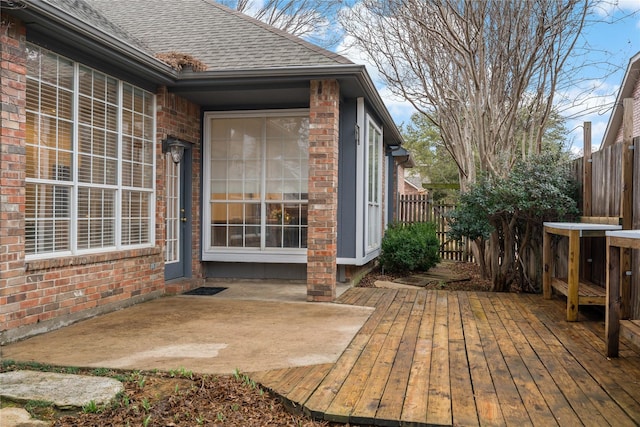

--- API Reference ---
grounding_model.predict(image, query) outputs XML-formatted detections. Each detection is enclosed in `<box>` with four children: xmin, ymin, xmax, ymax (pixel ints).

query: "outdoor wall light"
<box><xmin>385</xmin><ymin>143</ymin><xmax>401</xmax><ymax>154</ymax></box>
<box><xmin>162</xmin><ymin>136</ymin><xmax>190</xmax><ymax>164</ymax></box>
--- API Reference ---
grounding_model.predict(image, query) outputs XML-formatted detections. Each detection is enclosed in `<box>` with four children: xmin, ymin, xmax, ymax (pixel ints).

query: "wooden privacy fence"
<box><xmin>569</xmin><ymin>117</ymin><xmax>640</xmax><ymax>319</ymax></box>
<box><xmin>396</xmin><ymin>194</ymin><xmax>473</xmax><ymax>262</ymax></box>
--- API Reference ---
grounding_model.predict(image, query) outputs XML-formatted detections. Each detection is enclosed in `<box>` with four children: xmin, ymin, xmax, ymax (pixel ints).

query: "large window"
<box><xmin>204</xmin><ymin>111</ymin><xmax>308</xmax><ymax>259</ymax></box>
<box><xmin>25</xmin><ymin>44</ymin><xmax>155</xmax><ymax>258</ymax></box>
<box><xmin>366</xmin><ymin>118</ymin><xmax>383</xmax><ymax>251</ymax></box>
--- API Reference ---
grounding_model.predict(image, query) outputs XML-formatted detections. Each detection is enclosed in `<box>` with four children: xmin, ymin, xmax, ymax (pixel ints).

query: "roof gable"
<box><xmin>84</xmin><ymin>0</ymin><xmax>353</xmax><ymax>71</ymax></box>
<box><xmin>601</xmin><ymin>51</ymin><xmax>640</xmax><ymax>148</ymax></box>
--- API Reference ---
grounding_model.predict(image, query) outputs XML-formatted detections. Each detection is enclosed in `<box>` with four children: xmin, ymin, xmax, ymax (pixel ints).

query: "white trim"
<box><xmin>355</xmin><ymin>98</ymin><xmax>365</xmax><ymax>261</ymax></box>
<box><xmin>384</xmin><ymin>138</ymin><xmax>389</xmax><ymax>232</ymax></box>
<box><xmin>337</xmin><ymin>248</ymin><xmax>380</xmax><ymax>266</ymax></box>
<box><xmin>206</xmin><ymin>251</ymin><xmax>307</xmax><ymax>263</ymax></box>
<box><xmin>149</xmin><ymin>94</ymin><xmax>157</xmax><ymax>246</ymax></box>
<box><xmin>164</xmin><ymin>155</ymin><xmax>180</xmax><ymax>264</ymax></box>
<box><xmin>115</xmin><ymin>79</ymin><xmax>123</xmax><ymax>250</ymax></box>
<box><xmin>365</xmin><ymin>115</ymin><xmax>383</xmax><ymax>254</ymax></box>
<box><xmin>71</xmin><ymin>62</ymin><xmax>79</xmax><ymax>253</ymax></box>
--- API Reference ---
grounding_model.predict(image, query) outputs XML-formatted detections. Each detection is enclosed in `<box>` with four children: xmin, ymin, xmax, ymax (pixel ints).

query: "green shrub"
<box><xmin>380</xmin><ymin>222</ymin><xmax>440</xmax><ymax>273</ymax></box>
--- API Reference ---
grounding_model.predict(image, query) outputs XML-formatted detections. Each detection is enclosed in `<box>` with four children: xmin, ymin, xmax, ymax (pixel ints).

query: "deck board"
<box><xmin>493</xmin><ymin>294</ymin><xmax>583</xmax><ymax>426</ymax></box>
<box><xmin>400</xmin><ymin>290</ymin><xmax>437</xmax><ymax>425</ymax></box>
<box><xmin>375</xmin><ymin>290</ymin><xmax>424</xmax><ymax>422</ymax></box>
<box><xmin>468</xmin><ymin>293</ymin><xmax>534</xmax><ymax>426</ymax></box>
<box><xmin>448</xmin><ymin>293</ymin><xmax>479</xmax><ymax>427</ymax></box>
<box><xmin>457</xmin><ymin>292</ymin><xmax>505</xmax><ymax>426</ymax></box>
<box><xmin>252</xmin><ymin>288</ymin><xmax>640</xmax><ymax>426</ymax></box>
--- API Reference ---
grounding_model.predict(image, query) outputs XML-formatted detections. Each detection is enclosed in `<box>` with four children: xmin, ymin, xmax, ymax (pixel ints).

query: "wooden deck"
<box><xmin>250</xmin><ymin>288</ymin><xmax>640</xmax><ymax>426</ymax></box>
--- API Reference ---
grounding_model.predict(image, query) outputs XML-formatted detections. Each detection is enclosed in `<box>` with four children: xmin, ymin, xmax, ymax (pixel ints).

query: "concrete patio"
<box><xmin>2</xmin><ymin>284</ymin><xmax>640</xmax><ymax>426</ymax></box>
<box><xmin>0</xmin><ymin>281</ymin><xmax>372</xmax><ymax>374</ymax></box>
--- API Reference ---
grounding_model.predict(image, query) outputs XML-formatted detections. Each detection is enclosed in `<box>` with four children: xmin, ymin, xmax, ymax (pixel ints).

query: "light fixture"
<box><xmin>385</xmin><ymin>143</ymin><xmax>402</xmax><ymax>154</ymax></box>
<box><xmin>162</xmin><ymin>136</ymin><xmax>190</xmax><ymax>164</ymax></box>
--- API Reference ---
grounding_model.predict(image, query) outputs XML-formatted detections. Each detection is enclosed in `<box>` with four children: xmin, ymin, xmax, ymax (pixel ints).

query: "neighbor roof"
<box><xmin>86</xmin><ymin>0</ymin><xmax>353</xmax><ymax>71</ymax></box>
<box><xmin>601</xmin><ymin>51</ymin><xmax>640</xmax><ymax>149</ymax></box>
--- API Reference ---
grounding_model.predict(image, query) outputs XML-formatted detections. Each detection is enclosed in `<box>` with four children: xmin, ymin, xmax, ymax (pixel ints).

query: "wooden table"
<box><xmin>605</xmin><ymin>229</ymin><xmax>640</xmax><ymax>357</ymax></box>
<box><xmin>543</xmin><ymin>222</ymin><xmax>622</xmax><ymax>321</ymax></box>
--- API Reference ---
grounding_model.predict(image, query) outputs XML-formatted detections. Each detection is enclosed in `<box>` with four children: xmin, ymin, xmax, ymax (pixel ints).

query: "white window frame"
<box><xmin>25</xmin><ymin>44</ymin><xmax>156</xmax><ymax>260</ymax></box>
<box><xmin>202</xmin><ymin>110</ymin><xmax>309</xmax><ymax>263</ymax></box>
<box><xmin>164</xmin><ymin>155</ymin><xmax>180</xmax><ymax>264</ymax></box>
<box><xmin>365</xmin><ymin>116</ymin><xmax>383</xmax><ymax>254</ymax></box>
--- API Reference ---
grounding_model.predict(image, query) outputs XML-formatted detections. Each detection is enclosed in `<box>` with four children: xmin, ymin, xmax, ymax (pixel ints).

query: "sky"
<box><xmin>334</xmin><ymin>1</ymin><xmax>640</xmax><ymax>155</ymax></box>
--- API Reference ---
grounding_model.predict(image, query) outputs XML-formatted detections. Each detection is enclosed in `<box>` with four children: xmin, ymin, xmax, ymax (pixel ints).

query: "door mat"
<box><xmin>183</xmin><ymin>287</ymin><xmax>228</xmax><ymax>296</ymax></box>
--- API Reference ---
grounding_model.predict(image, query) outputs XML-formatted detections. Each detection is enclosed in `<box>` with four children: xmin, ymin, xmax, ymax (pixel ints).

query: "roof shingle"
<box><xmin>81</xmin><ymin>0</ymin><xmax>353</xmax><ymax>70</ymax></box>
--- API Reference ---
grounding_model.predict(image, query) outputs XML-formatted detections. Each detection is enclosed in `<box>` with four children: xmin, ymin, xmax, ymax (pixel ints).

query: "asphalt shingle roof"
<box><xmin>79</xmin><ymin>0</ymin><xmax>353</xmax><ymax>71</ymax></box>
<box><xmin>40</xmin><ymin>0</ymin><xmax>153</xmax><ymax>54</ymax></box>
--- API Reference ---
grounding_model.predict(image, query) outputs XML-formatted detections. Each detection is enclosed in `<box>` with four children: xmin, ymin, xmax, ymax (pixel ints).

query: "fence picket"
<box><xmin>396</xmin><ymin>194</ymin><xmax>473</xmax><ymax>262</ymax></box>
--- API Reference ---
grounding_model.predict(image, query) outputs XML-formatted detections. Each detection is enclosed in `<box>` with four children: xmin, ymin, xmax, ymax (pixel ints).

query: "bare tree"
<box><xmin>217</xmin><ymin>0</ymin><xmax>346</xmax><ymax>48</ymax></box>
<box><xmin>340</xmin><ymin>0</ymin><xmax>589</xmax><ymax>191</ymax></box>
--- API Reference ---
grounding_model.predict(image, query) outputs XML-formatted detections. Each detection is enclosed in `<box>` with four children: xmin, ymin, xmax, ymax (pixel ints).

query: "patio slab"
<box><xmin>1</xmin><ymin>282</ymin><xmax>372</xmax><ymax>374</ymax></box>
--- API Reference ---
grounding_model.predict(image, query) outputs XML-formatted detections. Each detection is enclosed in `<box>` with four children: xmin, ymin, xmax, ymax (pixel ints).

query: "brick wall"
<box><xmin>0</xmin><ymin>18</ymin><xmax>203</xmax><ymax>344</ymax></box>
<box><xmin>612</xmin><ymin>74</ymin><xmax>640</xmax><ymax>144</ymax></box>
<box><xmin>156</xmin><ymin>86</ymin><xmax>203</xmax><ymax>294</ymax></box>
<box><xmin>307</xmin><ymin>80</ymin><xmax>340</xmax><ymax>302</ymax></box>
<box><xmin>0</xmin><ymin>14</ymin><xmax>29</xmax><ymax>343</ymax></box>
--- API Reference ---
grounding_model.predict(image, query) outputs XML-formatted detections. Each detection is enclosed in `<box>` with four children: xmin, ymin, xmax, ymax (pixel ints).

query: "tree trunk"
<box><xmin>489</xmin><ymin>217</ymin><xmax>517</xmax><ymax>292</ymax></box>
<box><xmin>472</xmin><ymin>239</ymin><xmax>490</xmax><ymax>280</ymax></box>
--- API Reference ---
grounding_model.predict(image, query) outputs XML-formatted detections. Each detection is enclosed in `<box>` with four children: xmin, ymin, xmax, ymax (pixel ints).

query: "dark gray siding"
<box><xmin>204</xmin><ymin>263</ymin><xmax>306</xmax><ymax>279</ymax></box>
<box><xmin>387</xmin><ymin>154</ymin><xmax>395</xmax><ymax>225</ymax></box>
<box><xmin>337</xmin><ymin>98</ymin><xmax>358</xmax><ymax>259</ymax></box>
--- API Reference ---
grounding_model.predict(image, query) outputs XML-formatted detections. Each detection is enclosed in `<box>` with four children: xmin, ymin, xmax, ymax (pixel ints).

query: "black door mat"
<box><xmin>183</xmin><ymin>287</ymin><xmax>227</xmax><ymax>296</ymax></box>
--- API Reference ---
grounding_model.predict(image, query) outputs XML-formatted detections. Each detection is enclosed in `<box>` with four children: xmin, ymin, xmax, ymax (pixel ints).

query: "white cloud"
<box><xmin>376</xmin><ymin>86</ymin><xmax>417</xmax><ymax>126</ymax></box>
<box><xmin>593</xmin><ymin>0</ymin><xmax>640</xmax><ymax>16</ymax></box>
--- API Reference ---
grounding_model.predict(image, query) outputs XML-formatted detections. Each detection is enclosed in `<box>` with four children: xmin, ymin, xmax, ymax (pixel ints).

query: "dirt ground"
<box><xmin>2</xmin><ymin>262</ymin><xmax>490</xmax><ymax>427</ymax></box>
<box><xmin>0</xmin><ymin>362</ymin><xmax>329</xmax><ymax>427</ymax></box>
<box><xmin>358</xmin><ymin>261</ymin><xmax>493</xmax><ymax>291</ymax></box>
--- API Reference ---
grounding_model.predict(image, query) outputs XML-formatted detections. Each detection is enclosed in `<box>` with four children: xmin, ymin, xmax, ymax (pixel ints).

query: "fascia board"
<box><xmin>13</xmin><ymin>1</ymin><xmax>176</xmax><ymax>84</ymax></box>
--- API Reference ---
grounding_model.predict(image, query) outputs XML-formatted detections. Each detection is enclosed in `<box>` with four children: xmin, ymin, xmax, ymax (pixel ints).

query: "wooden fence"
<box><xmin>569</xmin><ymin>121</ymin><xmax>640</xmax><ymax>319</ymax></box>
<box><xmin>396</xmin><ymin>194</ymin><xmax>473</xmax><ymax>262</ymax></box>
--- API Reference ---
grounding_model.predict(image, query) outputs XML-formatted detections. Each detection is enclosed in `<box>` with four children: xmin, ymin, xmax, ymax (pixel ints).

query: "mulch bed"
<box><xmin>358</xmin><ymin>261</ymin><xmax>493</xmax><ymax>292</ymax></box>
<box><xmin>0</xmin><ymin>363</ymin><xmax>329</xmax><ymax>427</ymax></box>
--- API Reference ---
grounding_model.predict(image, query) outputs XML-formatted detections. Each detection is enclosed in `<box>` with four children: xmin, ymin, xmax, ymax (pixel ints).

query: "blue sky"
<box><xmin>560</xmin><ymin>3</ymin><xmax>640</xmax><ymax>153</ymax></box>
<box><xmin>335</xmin><ymin>2</ymin><xmax>640</xmax><ymax>155</ymax></box>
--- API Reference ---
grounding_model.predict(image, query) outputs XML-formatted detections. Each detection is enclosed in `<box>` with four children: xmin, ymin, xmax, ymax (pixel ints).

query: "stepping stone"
<box><xmin>0</xmin><ymin>407</ymin><xmax>49</xmax><ymax>427</ymax></box>
<box><xmin>0</xmin><ymin>371</ymin><xmax>124</xmax><ymax>409</ymax></box>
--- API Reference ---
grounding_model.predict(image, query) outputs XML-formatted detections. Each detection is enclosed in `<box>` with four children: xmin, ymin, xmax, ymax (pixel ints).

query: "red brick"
<box><xmin>306</xmin><ymin>80</ymin><xmax>339</xmax><ymax>302</ymax></box>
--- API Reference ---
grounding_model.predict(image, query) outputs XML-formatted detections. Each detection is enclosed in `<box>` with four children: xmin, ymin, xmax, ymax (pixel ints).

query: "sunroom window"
<box><xmin>366</xmin><ymin>118</ymin><xmax>383</xmax><ymax>251</ymax></box>
<box><xmin>25</xmin><ymin>44</ymin><xmax>155</xmax><ymax>257</ymax></box>
<box><xmin>204</xmin><ymin>111</ymin><xmax>308</xmax><ymax>258</ymax></box>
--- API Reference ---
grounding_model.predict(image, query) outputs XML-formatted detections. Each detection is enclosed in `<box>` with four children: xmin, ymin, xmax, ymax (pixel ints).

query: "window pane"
<box><xmin>26</xmin><ymin>48</ymin><xmax>74</xmax><ymax>183</ymax></box>
<box><xmin>208</xmin><ymin>115</ymin><xmax>308</xmax><ymax>249</ymax></box>
<box><xmin>77</xmin><ymin>187</ymin><xmax>115</xmax><ymax>249</ymax></box>
<box><xmin>25</xmin><ymin>183</ymin><xmax>71</xmax><ymax>254</ymax></box>
<box><xmin>123</xmin><ymin>84</ymin><xmax>154</xmax><ymax>191</ymax></box>
<box><xmin>121</xmin><ymin>191</ymin><xmax>150</xmax><ymax>245</ymax></box>
<box><xmin>367</xmin><ymin>120</ymin><xmax>382</xmax><ymax>249</ymax></box>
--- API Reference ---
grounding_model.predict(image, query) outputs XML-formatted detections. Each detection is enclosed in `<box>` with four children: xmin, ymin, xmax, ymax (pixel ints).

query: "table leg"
<box><xmin>543</xmin><ymin>227</ymin><xmax>552</xmax><ymax>299</ymax></box>
<box><xmin>567</xmin><ymin>229</ymin><xmax>580</xmax><ymax>322</ymax></box>
<box><xmin>606</xmin><ymin>239</ymin><xmax>621</xmax><ymax>357</ymax></box>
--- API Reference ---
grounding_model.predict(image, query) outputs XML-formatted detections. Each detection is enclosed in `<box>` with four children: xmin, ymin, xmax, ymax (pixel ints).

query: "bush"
<box><xmin>447</xmin><ymin>152</ymin><xmax>579</xmax><ymax>292</ymax></box>
<box><xmin>380</xmin><ymin>222</ymin><xmax>440</xmax><ymax>273</ymax></box>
